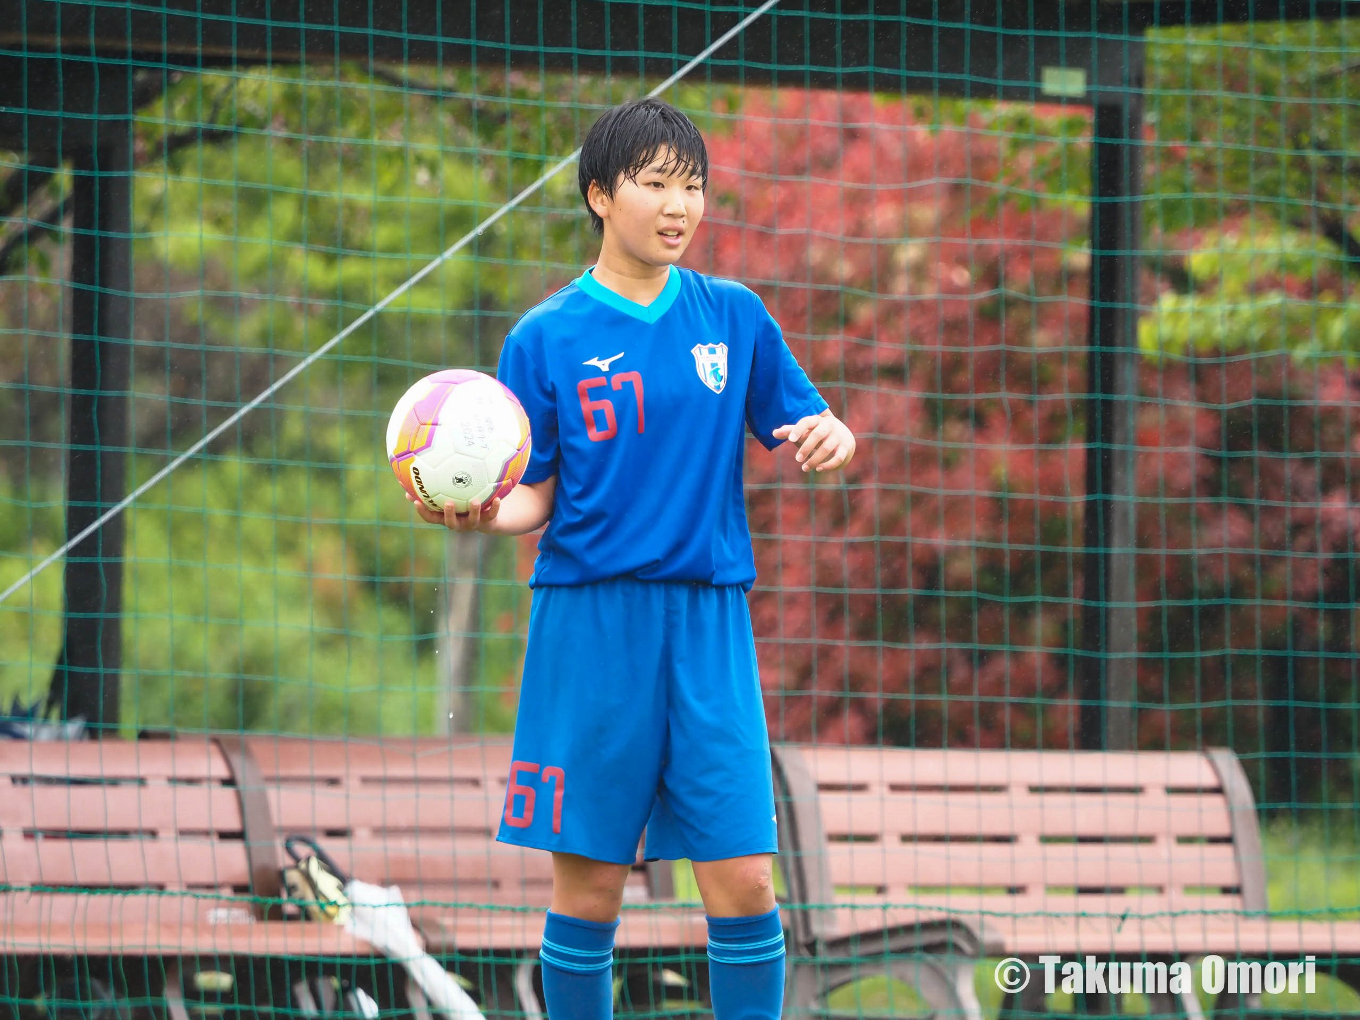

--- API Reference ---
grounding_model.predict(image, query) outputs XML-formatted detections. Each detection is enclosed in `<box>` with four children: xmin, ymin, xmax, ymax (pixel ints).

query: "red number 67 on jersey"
<box><xmin>503</xmin><ymin>760</ymin><xmax>565</xmax><ymax>834</ymax></box>
<box><xmin>577</xmin><ymin>373</ymin><xmax>645</xmax><ymax>442</ymax></box>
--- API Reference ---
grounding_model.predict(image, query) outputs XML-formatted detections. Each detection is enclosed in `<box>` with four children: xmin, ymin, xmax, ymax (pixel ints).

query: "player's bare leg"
<box><xmin>537</xmin><ymin>853</ymin><xmax>630</xmax><ymax>1020</ymax></box>
<box><xmin>693</xmin><ymin>854</ymin><xmax>784</xmax><ymax>1019</ymax></box>
<box><xmin>550</xmin><ymin>852</ymin><xmax>631</xmax><ymax>921</ymax></box>
<box><xmin>691</xmin><ymin>853</ymin><xmax>777</xmax><ymax>917</ymax></box>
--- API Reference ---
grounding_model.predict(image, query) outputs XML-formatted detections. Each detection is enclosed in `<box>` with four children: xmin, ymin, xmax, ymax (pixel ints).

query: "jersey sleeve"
<box><xmin>497</xmin><ymin>333</ymin><xmax>558</xmax><ymax>484</ymax></box>
<box><xmin>744</xmin><ymin>293</ymin><xmax>829</xmax><ymax>450</ymax></box>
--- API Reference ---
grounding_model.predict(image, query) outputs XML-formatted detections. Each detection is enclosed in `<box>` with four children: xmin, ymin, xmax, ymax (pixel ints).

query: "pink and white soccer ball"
<box><xmin>387</xmin><ymin>369</ymin><xmax>532</xmax><ymax>514</ymax></box>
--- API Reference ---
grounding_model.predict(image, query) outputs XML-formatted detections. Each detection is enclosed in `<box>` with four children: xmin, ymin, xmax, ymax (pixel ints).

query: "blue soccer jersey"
<box><xmin>496</xmin><ymin>265</ymin><xmax>827</xmax><ymax>589</ymax></box>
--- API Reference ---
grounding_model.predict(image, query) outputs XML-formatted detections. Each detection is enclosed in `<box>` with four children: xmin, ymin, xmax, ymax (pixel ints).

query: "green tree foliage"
<box><xmin>981</xmin><ymin>19</ymin><xmax>1360</xmax><ymax>364</ymax></box>
<box><xmin>1144</xmin><ymin>21</ymin><xmax>1359</xmax><ymax>244</ymax></box>
<box><xmin>1145</xmin><ymin>224</ymin><xmax>1360</xmax><ymax>361</ymax></box>
<box><xmin>0</xmin><ymin>63</ymin><xmax>733</xmax><ymax>733</ymax></box>
<box><xmin>0</xmin><ymin>64</ymin><xmax>605</xmax><ymax>731</ymax></box>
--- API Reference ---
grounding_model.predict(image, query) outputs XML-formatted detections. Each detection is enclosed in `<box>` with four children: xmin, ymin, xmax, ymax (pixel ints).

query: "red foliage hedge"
<box><xmin>694</xmin><ymin>90</ymin><xmax>1360</xmax><ymax>805</ymax></box>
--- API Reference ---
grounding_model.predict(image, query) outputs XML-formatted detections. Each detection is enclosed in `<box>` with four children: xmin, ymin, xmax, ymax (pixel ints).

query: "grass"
<box><xmin>1256</xmin><ymin>822</ymin><xmax>1360</xmax><ymax>1015</ymax></box>
<box><xmin>1266</xmin><ymin>820</ymin><xmax>1360</xmax><ymax>922</ymax></box>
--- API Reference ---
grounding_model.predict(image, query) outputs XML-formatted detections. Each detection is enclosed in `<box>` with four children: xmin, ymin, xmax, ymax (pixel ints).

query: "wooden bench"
<box><xmin>242</xmin><ymin>735</ymin><xmax>709</xmax><ymax>1015</ymax></box>
<box><xmin>773</xmin><ymin>744</ymin><xmax>1360</xmax><ymax>1019</ymax></box>
<box><xmin>0</xmin><ymin>738</ymin><xmax>375</xmax><ymax>1019</ymax></box>
<box><xmin>2</xmin><ymin>734</ymin><xmax>714</xmax><ymax>1019</ymax></box>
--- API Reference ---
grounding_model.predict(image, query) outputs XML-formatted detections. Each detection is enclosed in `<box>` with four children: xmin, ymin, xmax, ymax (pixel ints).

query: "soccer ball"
<box><xmin>386</xmin><ymin>369</ymin><xmax>532</xmax><ymax>515</ymax></box>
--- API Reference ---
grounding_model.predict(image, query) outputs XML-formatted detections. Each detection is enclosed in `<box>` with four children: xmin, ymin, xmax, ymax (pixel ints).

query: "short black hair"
<box><xmin>577</xmin><ymin>98</ymin><xmax>708</xmax><ymax>234</ymax></box>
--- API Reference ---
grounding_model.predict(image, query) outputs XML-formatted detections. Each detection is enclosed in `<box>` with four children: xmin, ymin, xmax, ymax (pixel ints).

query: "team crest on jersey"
<box><xmin>690</xmin><ymin>343</ymin><xmax>728</xmax><ymax>394</ymax></box>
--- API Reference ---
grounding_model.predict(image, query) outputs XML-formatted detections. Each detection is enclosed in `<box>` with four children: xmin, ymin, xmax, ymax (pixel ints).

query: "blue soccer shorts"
<box><xmin>495</xmin><ymin>578</ymin><xmax>778</xmax><ymax>865</ymax></box>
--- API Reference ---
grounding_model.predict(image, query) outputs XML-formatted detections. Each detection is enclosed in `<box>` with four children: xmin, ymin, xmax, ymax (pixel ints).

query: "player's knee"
<box><xmin>732</xmin><ymin>856</ymin><xmax>774</xmax><ymax>904</ymax></box>
<box><xmin>551</xmin><ymin>854</ymin><xmax>630</xmax><ymax>921</ymax></box>
<box><xmin>729</xmin><ymin>855</ymin><xmax>771</xmax><ymax>890</ymax></box>
<box><xmin>693</xmin><ymin>854</ymin><xmax>777</xmax><ymax>917</ymax></box>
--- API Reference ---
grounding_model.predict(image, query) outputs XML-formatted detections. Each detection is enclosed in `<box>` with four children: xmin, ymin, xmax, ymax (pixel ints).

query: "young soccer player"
<box><xmin>409</xmin><ymin>97</ymin><xmax>855</xmax><ymax>1019</ymax></box>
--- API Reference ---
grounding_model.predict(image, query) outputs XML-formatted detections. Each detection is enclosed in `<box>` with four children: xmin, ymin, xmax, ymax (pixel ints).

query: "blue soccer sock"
<box><xmin>539</xmin><ymin>911</ymin><xmax>618</xmax><ymax>1020</ymax></box>
<box><xmin>706</xmin><ymin>907</ymin><xmax>787</xmax><ymax>1020</ymax></box>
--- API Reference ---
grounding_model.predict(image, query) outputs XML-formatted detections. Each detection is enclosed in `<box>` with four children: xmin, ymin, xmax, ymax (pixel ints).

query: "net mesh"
<box><xmin>1</xmin><ymin>3</ymin><xmax>1359</xmax><ymax>1018</ymax></box>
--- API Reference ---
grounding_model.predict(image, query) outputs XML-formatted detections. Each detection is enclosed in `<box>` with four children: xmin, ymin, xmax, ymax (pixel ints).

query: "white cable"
<box><xmin>0</xmin><ymin>0</ymin><xmax>783</xmax><ymax>608</ymax></box>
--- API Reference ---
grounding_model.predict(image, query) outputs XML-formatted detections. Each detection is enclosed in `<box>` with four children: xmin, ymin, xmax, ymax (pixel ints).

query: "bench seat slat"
<box><xmin>844</xmin><ymin>893</ymin><xmax>1255</xmax><ymax>918</ymax></box>
<box><xmin>0</xmin><ymin>920</ymin><xmax>371</xmax><ymax>956</ymax></box>
<box><xmin>1</xmin><ymin>891</ymin><xmax>259</xmax><ymax>926</ymax></box>
<box><xmin>822</xmin><ymin>841</ymin><xmax>1242</xmax><ymax>893</ymax></box>
<box><xmin>991</xmin><ymin>914</ymin><xmax>1360</xmax><ymax>956</ymax></box>
<box><xmin>291</xmin><ymin>836</ymin><xmax>552</xmax><ymax>879</ymax></box>
<box><xmin>300</xmin><ymin>840</ymin><xmax>655</xmax><ymax>894</ymax></box>
<box><xmin>811</xmin><ymin>906</ymin><xmax>1360</xmax><ymax>956</ymax></box>
<box><xmin>356</xmin><ymin>881</ymin><xmax>556</xmax><ymax>908</ymax></box>
<box><xmin>416</xmin><ymin>906</ymin><xmax>707</xmax><ymax>951</ymax></box>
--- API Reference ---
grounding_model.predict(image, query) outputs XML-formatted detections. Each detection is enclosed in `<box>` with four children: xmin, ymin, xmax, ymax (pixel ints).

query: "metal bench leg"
<box><xmin>792</xmin><ymin>957</ymin><xmax>860</xmax><ymax>1018</ymax></box>
<box><xmin>515</xmin><ymin>959</ymin><xmax>544</xmax><ymax>1020</ymax></box>
<box><xmin>162</xmin><ymin>961</ymin><xmax>193</xmax><ymax>1020</ymax></box>
<box><xmin>898</xmin><ymin>955</ymin><xmax>983</xmax><ymax>1020</ymax></box>
<box><xmin>460</xmin><ymin>959</ymin><xmax>530</xmax><ymax>1020</ymax></box>
<box><xmin>783</xmin><ymin>952</ymin><xmax>981</xmax><ymax>1020</ymax></box>
<box><xmin>784</xmin><ymin>951</ymin><xmax>820</xmax><ymax>1019</ymax></box>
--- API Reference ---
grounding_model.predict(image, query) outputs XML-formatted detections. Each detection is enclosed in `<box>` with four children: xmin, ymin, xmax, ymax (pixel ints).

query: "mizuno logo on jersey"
<box><xmin>691</xmin><ymin>343</ymin><xmax>728</xmax><ymax>394</ymax></box>
<box><xmin>583</xmin><ymin>353</ymin><xmax>626</xmax><ymax>372</ymax></box>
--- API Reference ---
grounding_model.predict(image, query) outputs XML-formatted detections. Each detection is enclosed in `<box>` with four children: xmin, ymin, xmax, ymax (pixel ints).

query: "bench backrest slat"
<box><xmin>1</xmin><ymin>784</ymin><xmax>245</xmax><ymax>834</ymax></box>
<box><xmin>0</xmin><ymin>741</ymin><xmax>236</xmax><ymax>781</ymax></box>
<box><xmin>816</xmin><ymin>790</ymin><xmax>1234</xmax><ymax>840</ymax></box>
<box><xmin>0</xmin><ymin>835</ymin><xmax>252</xmax><ymax>888</ymax></box>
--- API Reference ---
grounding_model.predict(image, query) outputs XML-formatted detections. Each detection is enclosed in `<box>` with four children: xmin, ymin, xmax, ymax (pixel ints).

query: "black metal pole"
<box><xmin>51</xmin><ymin>129</ymin><xmax>133</xmax><ymax>732</ymax></box>
<box><xmin>1078</xmin><ymin>66</ymin><xmax>1143</xmax><ymax>751</ymax></box>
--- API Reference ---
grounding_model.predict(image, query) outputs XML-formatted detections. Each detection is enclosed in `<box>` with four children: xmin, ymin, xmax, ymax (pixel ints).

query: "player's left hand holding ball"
<box><xmin>405</xmin><ymin>491</ymin><xmax>500</xmax><ymax>531</ymax></box>
<box><xmin>773</xmin><ymin>410</ymin><xmax>856</xmax><ymax>473</ymax></box>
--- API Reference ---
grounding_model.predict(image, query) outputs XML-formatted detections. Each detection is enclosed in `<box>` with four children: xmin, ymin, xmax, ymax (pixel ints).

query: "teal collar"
<box><xmin>575</xmin><ymin>265</ymin><xmax>682</xmax><ymax>324</ymax></box>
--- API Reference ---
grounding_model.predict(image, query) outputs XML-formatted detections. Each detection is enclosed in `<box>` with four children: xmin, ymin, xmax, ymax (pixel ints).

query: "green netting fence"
<box><xmin>1</xmin><ymin>2</ymin><xmax>1359</xmax><ymax>1018</ymax></box>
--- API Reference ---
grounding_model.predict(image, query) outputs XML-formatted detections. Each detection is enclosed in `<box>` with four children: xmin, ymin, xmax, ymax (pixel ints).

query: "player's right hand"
<box><xmin>405</xmin><ymin>490</ymin><xmax>501</xmax><ymax>533</ymax></box>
